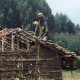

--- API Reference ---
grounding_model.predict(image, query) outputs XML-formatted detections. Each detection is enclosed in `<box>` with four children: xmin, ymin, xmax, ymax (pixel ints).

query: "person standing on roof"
<box><xmin>34</xmin><ymin>13</ymin><xmax>50</xmax><ymax>41</ymax></box>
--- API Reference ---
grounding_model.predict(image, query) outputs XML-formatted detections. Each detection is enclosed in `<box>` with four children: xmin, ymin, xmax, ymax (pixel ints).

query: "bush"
<box><xmin>73</xmin><ymin>56</ymin><xmax>80</xmax><ymax>69</ymax></box>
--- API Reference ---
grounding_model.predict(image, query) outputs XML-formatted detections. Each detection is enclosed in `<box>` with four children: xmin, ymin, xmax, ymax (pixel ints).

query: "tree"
<box><xmin>76</xmin><ymin>24</ymin><xmax>80</xmax><ymax>31</ymax></box>
<box><xmin>54</xmin><ymin>13</ymin><xmax>76</xmax><ymax>34</ymax></box>
<box><xmin>54</xmin><ymin>13</ymin><xmax>62</xmax><ymax>33</ymax></box>
<box><xmin>67</xmin><ymin>20</ymin><xmax>76</xmax><ymax>34</ymax></box>
<box><xmin>0</xmin><ymin>0</ymin><xmax>77</xmax><ymax>35</ymax></box>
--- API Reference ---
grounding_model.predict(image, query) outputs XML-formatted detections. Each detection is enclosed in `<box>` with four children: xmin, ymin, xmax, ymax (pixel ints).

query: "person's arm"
<box><xmin>34</xmin><ymin>24</ymin><xmax>38</xmax><ymax>36</ymax></box>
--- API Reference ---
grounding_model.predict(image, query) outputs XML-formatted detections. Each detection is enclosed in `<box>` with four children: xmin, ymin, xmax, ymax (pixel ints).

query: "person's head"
<box><xmin>38</xmin><ymin>13</ymin><xmax>44</xmax><ymax>22</ymax></box>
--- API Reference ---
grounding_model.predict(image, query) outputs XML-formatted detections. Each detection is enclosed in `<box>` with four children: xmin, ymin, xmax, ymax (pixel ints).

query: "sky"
<box><xmin>46</xmin><ymin>0</ymin><xmax>80</xmax><ymax>25</ymax></box>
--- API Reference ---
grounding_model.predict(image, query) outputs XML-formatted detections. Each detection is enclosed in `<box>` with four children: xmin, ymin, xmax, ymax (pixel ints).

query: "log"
<box><xmin>2</xmin><ymin>37</ymin><xmax>4</xmax><ymax>52</ymax></box>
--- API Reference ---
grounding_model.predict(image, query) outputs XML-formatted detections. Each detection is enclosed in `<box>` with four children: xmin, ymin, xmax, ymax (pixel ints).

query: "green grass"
<box><xmin>62</xmin><ymin>70</ymin><xmax>80</xmax><ymax>80</ymax></box>
<box><xmin>76</xmin><ymin>56</ymin><xmax>80</xmax><ymax>59</ymax></box>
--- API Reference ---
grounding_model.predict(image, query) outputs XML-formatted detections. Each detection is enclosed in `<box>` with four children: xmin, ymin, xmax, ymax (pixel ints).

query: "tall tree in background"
<box><xmin>59</xmin><ymin>13</ymin><xmax>68</xmax><ymax>32</ymax></box>
<box><xmin>67</xmin><ymin>20</ymin><xmax>76</xmax><ymax>34</ymax></box>
<box><xmin>76</xmin><ymin>24</ymin><xmax>80</xmax><ymax>31</ymax></box>
<box><xmin>18</xmin><ymin>0</ymin><xmax>29</xmax><ymax>29</ymax></box>
<box><xmin>54</xmin><ymin>13</ymin><xmax>76</xmax><ymax>34</ymax></box>
<box><xmin>0</xmin><ymin>0</ymin><xmax>20</xmax><ymax>28</ymax></box>
<box><xmin>54</xmin><ymin>13</ymin><xmax>62</xmax><ymax>33</ymax></box>
<box><xmin>0</xmin><ymin>0</ymin><xmax>77</xmax><ymax>35</ymax></box>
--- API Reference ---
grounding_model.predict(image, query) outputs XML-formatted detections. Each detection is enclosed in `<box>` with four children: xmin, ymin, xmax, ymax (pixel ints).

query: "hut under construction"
<box><xmin>0</xmin><ymin>28</ymin><xmax>78</xmax><ymax>80</ymax></box>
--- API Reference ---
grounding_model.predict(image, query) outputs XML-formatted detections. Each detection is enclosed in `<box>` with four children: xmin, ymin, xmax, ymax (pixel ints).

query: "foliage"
<box><xmin>73</xmin><ymin>56</ymin><xmax>80</xmax><ymax>69</ymax></box>
<box><xmin>38</xmin><ymin>77</ymin><xmax>43</xmax><ymax>80</ymax></box>
<box><xmin>52</xmin><ymin>31</ymin><xmax>80</xmax><ymax>69</ymax></box>
<box><xmin>21</xmin><ymin>74</ymin><xmax>24</xmax><ymax>78</ymax></box>
<box><xmin>15</xmin><ymin>74</ymin><xmax>26</xmax><ymax>80</ymax></box>
<box><xmin>76</xmin><ymin>24</ymin><xmax>80</xmax><ymax>31</ymax></box>
<box><xmin>54</xmin><ymin>13</ymin><xmax>76</xmax><ymax>34</ymax></box>
<box><xmin>15</xmin><ymin>78</ymin><xmax>19</xmax><ymax>80</ymax></box>
<box><xmin>17</xmin><ymin>63</ymin><xmax>20</xmax><ymax>70</ymax></box>
<box><xmin>0</xmin><ymin>0</ymin><xmax>77</xmax><ymax>35</ymax></box>
<box><xmin>52</xmin><ymin>32</ymin><xmax>80</xmax><ymax>53</ymax></box>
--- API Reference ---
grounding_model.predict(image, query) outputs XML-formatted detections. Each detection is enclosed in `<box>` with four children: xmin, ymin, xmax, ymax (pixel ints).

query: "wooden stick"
<box><xmin>2</xmin><ymin>36</ymin><xmax>4</xmax><ymax>52</ymax></box>
<box><xmin>12</xmin><ymin>34</ymin><xmax>15</xmax><ymax>51</ymax></box>
<box><xmin>17</xmin><ymin>35</ymin><xmax>19</xmax><ymax>50</ymax></box>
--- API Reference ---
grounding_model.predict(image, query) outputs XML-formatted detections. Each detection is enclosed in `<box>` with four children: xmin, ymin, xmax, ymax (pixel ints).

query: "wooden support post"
<box><xmin>38</xmin><ymin>43</ymin><xmax>40</xmax><ymax>80</ymax></box>
<box><xmin>70</xmin><ymin>64</ymin><xmax>73</xmax><ymax>74</ymax></box>
<box><xmin>12</xmin><ymin>34</ymin><xmax>15</xmax><ymax>51</ymax></box>
<box><xmin>17</xmin><ymin>35</ymin><xmax>19</xmax><ymax>50</ymax></box>
<box><xmin>2</xmin><ymin>36</ymin><xmax>4</xmax><ymax>52</ymax></box>
<box><xmin>2</xmin><ymin>37</ymin><xmax>5</xmax><ymax>79</ymax></box>
<box><xmin>21</xmin><ymin>58</ymin><xmax>23</xmax><ymax>72</ymax></box>
<box><xmin>27</xmin><ymin>39</ymin><xmax>29</xmax><ymax>51</ymax></box>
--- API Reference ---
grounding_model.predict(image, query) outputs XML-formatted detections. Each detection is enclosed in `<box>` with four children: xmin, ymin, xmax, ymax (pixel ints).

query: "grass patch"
<box><xmin>62</xmin><ymin>70</ymin><xmax>80</xmax><ymax>80</ymax></box>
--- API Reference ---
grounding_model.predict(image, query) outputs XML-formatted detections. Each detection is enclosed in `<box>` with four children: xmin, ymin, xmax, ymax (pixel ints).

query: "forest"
<box><xmin>0</xmin><ymin>0</ymin><xmax>80</xmax><ymax>56</ymax></box>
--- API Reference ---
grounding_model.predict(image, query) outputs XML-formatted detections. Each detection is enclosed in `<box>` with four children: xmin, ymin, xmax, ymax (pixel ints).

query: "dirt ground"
<box><xmin>62</xmin><ymin>70</ymin><xmax>80</xmax><ymax>80</ymax></box>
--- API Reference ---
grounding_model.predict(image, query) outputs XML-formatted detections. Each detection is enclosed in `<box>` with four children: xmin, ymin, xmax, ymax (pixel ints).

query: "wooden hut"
<box><xmin>0</xmin><ymin>28</ymin><xmax>78</xmax><ymax>80</ymax></box>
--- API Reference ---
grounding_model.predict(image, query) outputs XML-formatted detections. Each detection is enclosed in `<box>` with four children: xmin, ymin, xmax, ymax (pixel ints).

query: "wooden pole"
<box><xmin>2</xmin><ymin>36</ymin><xmax>5</xmax><ymax>79</ymax></box>
<box><xmin>27</xmin><ymin>40</ymin><xmax>29</xmax><ymax>51</ymax></box>
<box><xmin>12</xmin><ymin>34</ymin><xmax>15</xmax><ymax>51</ymax></box>
<box><xmin>17</xmin><ymin>35</ymin><xmax>19</xmax><ymax>50</ymax></box>
<box><xmin>2</xmin><ymin>36</ymin><xmax>4</xmax><ymax>52</ymax></box>
<box><xmin>38</xmin><ymin>43</ymin><xmax>40</xmax><ymax>80</ymax></box>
